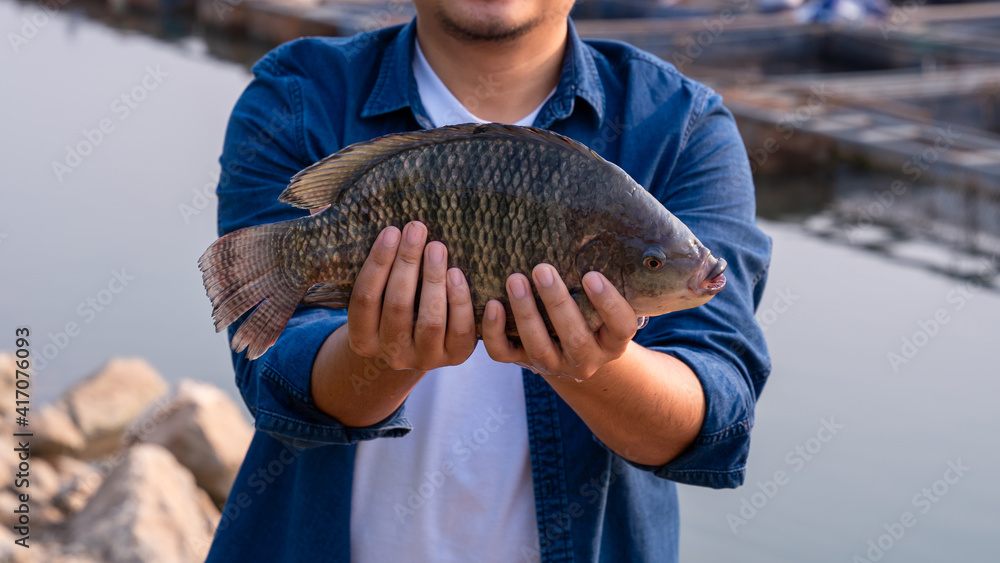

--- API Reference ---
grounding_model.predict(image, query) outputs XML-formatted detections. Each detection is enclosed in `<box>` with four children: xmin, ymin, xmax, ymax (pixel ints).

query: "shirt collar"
<box><xmin>536</xmin><ymin>18</ymin><xmax>606</xmax><ymax>128</ymax></box>
<box><xmin>361</xmin><ymin>18</ymin><xmax>606</xmax><ymax>127</ymax></box>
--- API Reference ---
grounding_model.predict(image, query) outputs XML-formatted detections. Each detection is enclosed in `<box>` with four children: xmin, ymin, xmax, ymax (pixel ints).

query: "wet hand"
<box><xmin>346</xmin><ymin>221</ymin><xmax>477</xmax><ymax>372</ymax></box>
<box><xmin>481</xmin><ymin>264</ymin><xmax>639</xmax><ymax>381</ymax></box>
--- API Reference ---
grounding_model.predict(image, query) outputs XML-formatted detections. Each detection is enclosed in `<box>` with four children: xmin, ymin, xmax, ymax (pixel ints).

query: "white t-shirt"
<box><xmin>349</xmin><ymin>41</ymin><xmax>552</xmax><ymax>562</ymax></box>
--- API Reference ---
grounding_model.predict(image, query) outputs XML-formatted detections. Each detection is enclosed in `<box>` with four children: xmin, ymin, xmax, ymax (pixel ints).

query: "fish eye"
<box><xmin>642</xmin><ymin>246</ymin><xmax>666</xmax><ymax>270</ymax></box>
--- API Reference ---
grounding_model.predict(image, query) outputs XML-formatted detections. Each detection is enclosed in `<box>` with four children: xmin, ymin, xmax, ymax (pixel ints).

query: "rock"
<box><xmin>63</xmin><ymin>444</ymin><xmax>220</xmax><ymax>563</ymax></box>
<box><xmin>47</xmin><ymin>555</ymin><xmax>97</xmax><ymax>563</ymax></box>
<box><xmin>0</xmin><ymin>488</ymin><xmax>22</xmax><ymax>528</ymax></box>
<box><xmin>33</xmin><ymin>457</ymin><xmax>61</xmax><ymax>503</ymax></box>
<box><xmin>0</xmin><ymin>352</ymin><xmax>18</xmax><ymax>418</ymax></box>
<box><xmin>126</xmin><ymin>379</ymin><xmax>252</xmax><ymax>506</ymax></box>
<box><xmin>57</xmin><ymin>358</ymin><xmax>168</xmax><ymax>458</ymax></box>
<box><xmin>31</xmin><ymin>458</ymin><xmax>63</xmax><ymax>524</ymax></box>
<box><xmin>33</xmin><ymin>405</ymin><xmax>86</xmax><ymax>458</ymax></box>
<box><xmin>0</xmin><ymin>525</ymin><xmax>19</xmax><ymax>561</ymax></box>
<box><xmin>0</xmin><ymin>431</ymin><xmax>15</xmax><ymax>475</ymax></box>
<box><xmin>1</xmin><ymin>457</ymin><xmax>63</xmax><ymax>528</ymax></box>
<box><xmin>51</xmin><ymin>555</ymin><xmax>98</xmax><ymax>563</ymax></box>
<box><xmin>51</xmin><ymin>456</ymin><xmax>103</xmax><ymax>516</ymax></box>
<box><xmin>0</xmin><ymin>523</ymin><xmax>54</xmax><ymax>563</ymax></box>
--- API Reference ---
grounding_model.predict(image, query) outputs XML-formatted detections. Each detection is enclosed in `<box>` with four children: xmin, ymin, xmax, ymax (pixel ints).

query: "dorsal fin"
<box><xmin>278</xmin><ymin>123</ymin><xmax>602</xmax><ymax>209</ymax></box>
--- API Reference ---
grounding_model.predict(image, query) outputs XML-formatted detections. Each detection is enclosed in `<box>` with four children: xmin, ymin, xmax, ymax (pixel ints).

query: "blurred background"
<box><xmin>1</xmin><ymin>0</ymin><xmax>998</xmax><ymax>561</ymax></box>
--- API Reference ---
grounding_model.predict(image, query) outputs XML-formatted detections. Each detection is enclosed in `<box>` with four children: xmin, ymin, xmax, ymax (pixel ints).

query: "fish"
<box><xmin>199</xmin><ymin>123</ymin><xmax>727</xmax><ymax>360</ymax></box>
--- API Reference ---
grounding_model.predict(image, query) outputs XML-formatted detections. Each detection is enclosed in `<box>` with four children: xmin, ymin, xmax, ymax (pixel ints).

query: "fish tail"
<box><xmin>198</xmin><ymin>222</ymin><xmax>308</xmax><ymax>360</ymax></box>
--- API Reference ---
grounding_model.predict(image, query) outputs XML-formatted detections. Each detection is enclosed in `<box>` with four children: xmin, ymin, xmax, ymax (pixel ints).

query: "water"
<box><xmin>1</xmin><ymin>0</ymin><xmax>249</xmax><ymax>401</ymax></box>
<box><xmin>2</xmin><ymin>1</ymin><xmax>997</xmax><ymax>560</ymax></box>
<box><xmin>678</xmin><ymin>220</ymin><xmax>999</xmax><ymax>562</ymax></box>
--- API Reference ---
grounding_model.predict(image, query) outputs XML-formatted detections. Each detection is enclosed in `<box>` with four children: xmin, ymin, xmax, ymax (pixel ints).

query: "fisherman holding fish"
<box><xmin>204</xmin><ymin>0</ymin><xmax>772</xmax><ymax>561</ymax></box>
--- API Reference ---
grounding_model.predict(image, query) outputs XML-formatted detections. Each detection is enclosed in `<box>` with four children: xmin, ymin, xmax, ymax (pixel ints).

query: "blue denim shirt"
<box><xmin>207</xmin><ymin>19</ymin><xmax>771</xmax><ymax>563</ymax></box>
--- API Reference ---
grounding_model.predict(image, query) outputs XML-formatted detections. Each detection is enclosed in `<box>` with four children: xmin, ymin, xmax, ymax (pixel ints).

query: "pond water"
<box><xmin>2</xmin><ymin>1</ymin><xmax>997</xmax><ymax>560</ymax></box>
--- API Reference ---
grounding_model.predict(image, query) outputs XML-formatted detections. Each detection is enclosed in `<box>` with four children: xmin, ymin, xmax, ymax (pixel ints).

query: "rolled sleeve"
<box><xmin>631</xmin><ymin>89</ymin><xmax>772</xmax><ymax>488</ymax></box>
<box><xmin>645</xmin><ymin>346</ymin><xmax>754</xmax><ymax>488</ymax></box>
<box><xmin>228</xmin><ymin>308</ymin><xmax>412</xmax><ymax>448</ymax></box>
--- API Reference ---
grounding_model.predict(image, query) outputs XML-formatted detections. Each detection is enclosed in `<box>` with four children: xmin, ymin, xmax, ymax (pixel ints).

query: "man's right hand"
<box><xmin>311</xmin><ymin>221</ymin><xmax>477</xmax><ymax>427</ymax></box>
<box><xmin>347</xmin><ymin>221</ymin><xmax>478</xmax><ymax>371</ymax></box>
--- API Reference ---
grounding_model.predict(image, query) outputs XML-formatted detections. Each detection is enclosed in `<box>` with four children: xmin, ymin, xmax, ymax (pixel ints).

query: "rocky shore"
<box><xmin>0</xmin><ymin>354</ymin><xmax>253</xmax><ymax>562</ymax></box>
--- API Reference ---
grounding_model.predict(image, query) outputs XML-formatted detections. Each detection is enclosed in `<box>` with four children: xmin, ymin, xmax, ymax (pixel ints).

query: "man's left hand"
<box><xmin>481</xmin><ymin>264</ymin><xmax>640</xmax><ymax>381</ymax></box>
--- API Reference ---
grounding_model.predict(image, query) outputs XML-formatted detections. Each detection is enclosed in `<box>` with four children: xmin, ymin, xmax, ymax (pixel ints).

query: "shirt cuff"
<box><xmin>232</xmin><ymin>307</ymin><xmax>413</xmax><ymax>448</ymax></box>
<box><xmin>624</xmin><ymin>345</ymin><xmax>754</xmax><ymax>489</ymax></box>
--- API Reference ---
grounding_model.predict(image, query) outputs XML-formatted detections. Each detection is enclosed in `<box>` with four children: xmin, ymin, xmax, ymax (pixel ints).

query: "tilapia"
<box><xmin>199</xmin><ymin>123</ymin><xmax>727</xmax><ymax>360</ymax></box>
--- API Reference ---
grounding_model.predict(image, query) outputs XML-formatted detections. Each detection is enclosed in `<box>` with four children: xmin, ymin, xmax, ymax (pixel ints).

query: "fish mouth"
<box><xmin>691</xmin><ymin>254</ymin><xmax>727</xmax><ymax>295</ymax></box>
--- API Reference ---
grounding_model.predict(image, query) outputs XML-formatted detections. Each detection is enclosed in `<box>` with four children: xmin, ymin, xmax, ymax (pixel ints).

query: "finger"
<box><xmin>444</xmin><ymin>267</ymin><xmax>477</xmax><ymax>360</ymax></box>
<box><xmin>514</xmin><ymin>362</ymin><xmax>540</xmax><ymax>375</ymax></box>
<box><xmin>582</xmin><ymin>271</ymin><xmax>638</xmax><ymax>348</ymax></box>
<box><xmin>347</xmin><ymin>227</ymin><xmax>399</xmax><ymax>356</ymax></box>
<box><xmin>413</xmin><ymin>241</ymin><xmax>449</xmax><ymax>358</ymax></box>
<box><xmin>532</xmin><ymin>264</ymin><xmax>598</xmax><ymax>368</ymax></box>
<box><xmin>505</xmin><ymin>273</ymin><xmax>562</xmax><ymax>373</ymax></box>
<box><xmin>481</xmin><ymin>299</ymin><xmax>527</xmax><ymax>364</ymax></box>
<box><xmin>379</xmin><ymin>221</ymin><xmax>427</xmax><ymax>352</ymax></box>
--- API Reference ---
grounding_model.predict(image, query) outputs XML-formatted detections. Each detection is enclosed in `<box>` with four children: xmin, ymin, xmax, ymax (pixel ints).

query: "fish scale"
<box><xmin>199</xmin><ymin>123</ymin><xmax>726</xmax><ymax>360</ymax></box>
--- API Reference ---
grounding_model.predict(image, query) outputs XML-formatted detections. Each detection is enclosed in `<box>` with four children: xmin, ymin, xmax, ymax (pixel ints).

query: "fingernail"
<box><xmin>510</xmin><ymin>277</ymin><xmax>527</xmax><ymax>300</ymax></box>
<box><xmin>383</xmin><ymin>227</ymin><xmax>400</xmax><ymax>248</ymax></box>
<box><xmin>486</xmin><ymin>302</ymin><xmax>498</xmax><ymax>321</ymax></box>
<box><xmin>428</xmin><ymin>243</ymin><xmax>444</xmax><ymax>264</ymax></box>
<box><xmin>405</xmin><ymin>222</ymin><xmax>423</xmax><ymax>244</ymax></box>
<box><xmin>584</xmin><ymin>272</ymin><xmax>604</xmax><ymax>294</ymax></box>
<box><xmin>535</xmin><ymin>266</ymin><xmax>554</xmax><ymax>288</ymax></box>
<box><xmin>448</xmin><ymin>268</ymin><xmax>463</xmax><ymax>286</ymax></box>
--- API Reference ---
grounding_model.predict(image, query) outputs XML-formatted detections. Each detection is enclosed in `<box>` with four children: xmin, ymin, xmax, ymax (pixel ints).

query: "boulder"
<box><xmin>0</xmin><ymin>352</ymin><xmax>17</xmax><ymax>418</ymax></box>
<box><xmin>63</xmin><ymin>444</ymin><xmax>220</xmax><ymax>563</ymax></box>
<box><xmin>56</xmin><ymin>358</ymin><xmax>168</xmax><ymax>458</ymax></box>
<box><xmin>51</xmin><ymin>456</ymin><xmax>103</xmax><ymax>516</ymax></box>
<box><xmin>0</xmin><ymin>488</ymin><xmax>22</xmax><ymax>528</ymax></box>
<box><xmin>49</xmin><ymin>555</ymin><xmax>97</xmax><ymax>563</ymax></box>
<box><xmin>0</xmin><ymin>523</ymin><xmax>55</xmax><ymax>563</ymax></box>
<box><xmin>0</xmin><ymin>431</ymin><xmax>14</xmax><ymax>475</ymax></box>
<box><xmin>0</xmin><ymin>526</ymin><xmax>19</xmax><ymax>561</ymax></box>
<box><xmin>33</xmin><ymin>457</ymin><xmax>62</xmax><ymax>503</ymax></box>
<box><xmin>33</xmin><ymin>405</ymin><xmax>86</xmax><ymax>458</ymax></box>
<box><xmin>31</xmin><ymin>457</ymin><xmax>63</xmax><ymax>526</ymax></box>
<box><xmin>1</xmin><ymin>457</ymin><xmax>64</xmax><ymax>527</ymax></box>
<box><xmin>53</xmin><ymin>555</ymin><xmax>98</xmax><ymax>563</ymax></box>
<box><xmin>126</xmin><ymin>379</ymin><xmax>252</xmax><ymax>506</ymax></box>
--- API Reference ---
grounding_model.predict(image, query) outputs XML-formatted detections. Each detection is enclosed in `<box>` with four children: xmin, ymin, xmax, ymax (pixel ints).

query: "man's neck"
<box><xmin>414</xmin><ymin>16</ymin><xmax>567</xmax><ymax>124</ymax></box>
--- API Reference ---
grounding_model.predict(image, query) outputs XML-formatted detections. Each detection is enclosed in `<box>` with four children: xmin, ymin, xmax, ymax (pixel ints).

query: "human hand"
<box><xmin>345</xmin><ymin>221</ymin><xmax>477</xmax><ymax>372</ymax></box>
<box><xmin>481</xmin><ymin>264</ymin><xmax>639</xmax><ymax>381</ymax></box>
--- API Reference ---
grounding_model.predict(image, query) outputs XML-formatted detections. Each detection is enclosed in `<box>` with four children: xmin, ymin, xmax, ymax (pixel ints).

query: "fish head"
<box><xmin>621</xmin><ymin>207</ymin><xmax>727</xmax><ymax>316</ymax></box>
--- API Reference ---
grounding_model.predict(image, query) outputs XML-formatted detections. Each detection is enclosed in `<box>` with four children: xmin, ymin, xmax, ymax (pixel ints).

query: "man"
<box><xmin>206</xmin><ymin>0</ymin><xmax>771</xmax><ymax>561</ymax></box>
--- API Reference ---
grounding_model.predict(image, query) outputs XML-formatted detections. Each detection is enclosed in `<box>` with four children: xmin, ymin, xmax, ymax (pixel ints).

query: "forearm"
<box><xmin>543</xmin><ymin>340</ymin><xmax>705</xmax><ymax>466</ymax></box>
<box><xmin>310</xmin><ymin>223</ymin><xmax>478</xmax><ymax>429</ymax></box>
<box><xmin>311</xmin><ymin>324</ymin><xmax>427</xmax><ymax>428</ymax></box>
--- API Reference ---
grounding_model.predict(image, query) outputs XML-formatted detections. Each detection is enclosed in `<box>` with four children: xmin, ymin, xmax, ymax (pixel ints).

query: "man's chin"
<box><xmin>434</xmin><ymin>1</ymin><xmax>543</xmax><ymax>43</ymax></box>
<box><xmin>439</xmin><ymin>15</ymin><xmax>538</xmax><ymax>43</ymax></box>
